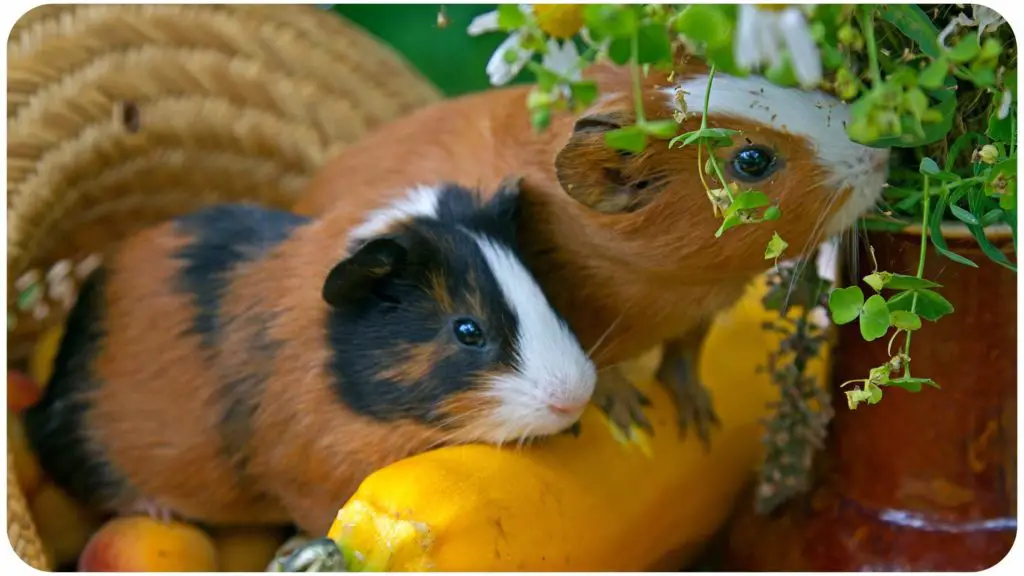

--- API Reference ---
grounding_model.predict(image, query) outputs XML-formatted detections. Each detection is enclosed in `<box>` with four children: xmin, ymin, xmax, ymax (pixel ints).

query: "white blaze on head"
<box><xmin>664</xmin><ymin>73</ymin><xmax>891</xmax><ymax>235</ymax></box>
<box><xmin>468</xmin><ymin>233</ymin><xmax>598</xmax><ymax>440</ymax></box>
<box><xmin>348</xmin><ymin>184</ymin><xmax>442</xmax><ymax>244</ymax></box>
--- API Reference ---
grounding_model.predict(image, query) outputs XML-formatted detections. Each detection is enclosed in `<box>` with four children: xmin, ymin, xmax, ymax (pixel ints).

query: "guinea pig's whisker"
<box><xmin>587</xmin><ymin>311</ymin><xmax>627</xmax><ymax>361</ymax></box>
<box><xmin>782</xmin><ymin>179</ymin><xmax>843</xmax><ymax>310</ymax></box>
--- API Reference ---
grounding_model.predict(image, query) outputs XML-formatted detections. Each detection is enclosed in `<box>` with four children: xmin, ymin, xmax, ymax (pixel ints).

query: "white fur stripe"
<box><xmin>663</xmin><ymin>73</ymin><xmax>890</xmax><ymax>235</ymax></box>
<box><xmin>468</xmin><ymin>232</ymin><xmax>597</xmax><ymax>409</ymax></box>
<box><xmin>348</xmin><ymin>184</ymin><xmax>441</xmax><ymax>244</ymax></box>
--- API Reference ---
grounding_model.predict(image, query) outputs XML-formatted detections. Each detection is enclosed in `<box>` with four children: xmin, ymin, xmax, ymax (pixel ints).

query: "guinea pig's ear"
<box><xmin>322</xmin><ymin>237</ymin><xmax>408</xmax><ymax>309</ymax></box>
<box><xmin>554</xmin><ymin>97</ymin><xmax>664</xmax><ymax>214</ymax></box>
<box><xmin>489</xmin><ymin>175</ymin><xmax>523</xmax><ymax>224</ymax></box>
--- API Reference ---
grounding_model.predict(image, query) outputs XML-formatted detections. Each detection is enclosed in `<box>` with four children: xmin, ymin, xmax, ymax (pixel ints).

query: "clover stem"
<box><xmin>901</xmin><ymin>174</ymin><xmax>931</xmax><ymax>377</ymax></box>
<box><xmin>630</xmin><ymin>32</ymin><xmax>646</xmax><ymax>125</ymax></box>
<box><xmin>701</xmin><ymin>64</ymin><xmax>716</xmax><ymax>131</ymax></box>
<box><xmin>860</xmin><ymin>5</ymin><xmax>882</xmax><ymax>86</ymax></box>
<box><xmin>705</xmin><ymin>142</ymin><xmax>734</xmax><ymax>202</ymax></box>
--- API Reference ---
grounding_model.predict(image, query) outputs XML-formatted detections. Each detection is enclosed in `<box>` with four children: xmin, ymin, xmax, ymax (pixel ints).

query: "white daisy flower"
<box><xmin>997</xmin><ymin>88</ymin><xmax>1013</xmax><ymax>120</ymax></box>
<box><xmin>542</xmin><ymin>39</ymin><xmax>582</xmax><ymax>82</ymax></box>
<box><xmin>468</xmin><ymin>5</ymin><xmax>536</xmax><ymax>86</ymax></box>
<box><xmin>733</xmin><ymin>4</ymin><xmax>823</xmax><ymax>89</ymax></box>
<box><xmin>938</xmin><ymin>5</ymin><xmax>1006</xmax><ymax>47</ymax></box>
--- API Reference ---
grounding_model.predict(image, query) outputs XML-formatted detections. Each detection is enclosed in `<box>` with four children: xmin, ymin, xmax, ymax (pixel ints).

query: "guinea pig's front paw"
<box><xmin>655</xmin><ymin>350</ymin><xmax>721</xmax><ymax>452</ymax></box>
<box><xmin>267</xmin><ymin>537</ymin><xmax>346</xmax><ymax>572</ymax></box>
<box><xmin>591</xmin><ymin>366</ymin><xmax>653</xmax><ymax>438</ymax></box>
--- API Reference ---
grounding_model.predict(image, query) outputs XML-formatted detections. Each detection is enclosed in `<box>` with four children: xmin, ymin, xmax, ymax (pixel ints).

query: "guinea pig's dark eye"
<box><xmin>452</xmin><ymin>318</ymin><xmax>486</xmax><ymax>348</ymax></box>
<box><xmin>730</xmin><ymin>145</ymin><xmax>778</xmax><ymax>182</ymax></box>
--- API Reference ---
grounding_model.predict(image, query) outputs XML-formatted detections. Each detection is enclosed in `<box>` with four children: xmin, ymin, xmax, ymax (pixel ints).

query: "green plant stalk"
<box><xmin>1011</xmin><ymin>112</ymin><xmax>1017</xmax><ymax>157</ymax></box>
<box><xmin>860</xmin><ymin>5</ymin><xmax>882</xmax><ymax>86</ymax></box>
<box><xmin>706</xmin><ymin>141</ymin><xmax>734</xmax><ymax>201</ymax></box>
<box><xmin>699</xmin><ymin>65</ymin><xmax>735</xmax><ymax>202</ymax></box>
<box><xmin>901</xmin><ymin>174</ymin><xmax>931</xmax><ymax>378</ymax></box>
<box><xmin>701</xmin><ymin>64</ymin><xmax>716</xmax><ymax>131</ymax></box>
<box><xmin>630</xmin><ymin>31</ymin><xmax>646</xmax><ymax>124</ymax></box>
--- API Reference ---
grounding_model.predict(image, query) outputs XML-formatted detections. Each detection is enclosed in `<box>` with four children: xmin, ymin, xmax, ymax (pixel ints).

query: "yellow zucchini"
<box><xmin>327</xmin><ymin>277</ymin><xmax>830</xmax><ymax>571</ymax></box>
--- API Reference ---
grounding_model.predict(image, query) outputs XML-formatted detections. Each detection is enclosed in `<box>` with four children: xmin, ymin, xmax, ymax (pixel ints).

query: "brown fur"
<box><xmin>85</xmin><ymin>210</ymin><xmax>513</xmax><ymax>534</ymax></box>
<box><xmin>296</xmin><ymin>62</ymin><xmax>858</xmax><ymax>368</ymax></box>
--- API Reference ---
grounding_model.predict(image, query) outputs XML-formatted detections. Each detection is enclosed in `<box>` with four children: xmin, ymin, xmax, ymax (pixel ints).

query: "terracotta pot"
<box><xmin>723</xmin><ymin>224</ymin><xmax>1017</xmax><ymax>571</ymax></box>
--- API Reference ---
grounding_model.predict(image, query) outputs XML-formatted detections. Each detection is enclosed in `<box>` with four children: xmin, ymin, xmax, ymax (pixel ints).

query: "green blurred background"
<box><xmin>329</xmin><ymin>4</ymin><xmax>531</xmax><ymax>96</ymax></box>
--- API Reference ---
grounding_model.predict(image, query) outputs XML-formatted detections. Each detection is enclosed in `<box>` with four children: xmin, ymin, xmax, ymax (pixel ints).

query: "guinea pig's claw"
<box><xmin>592</xmin><ymin>367</ymin><xmax>654</xmax><ymax>437</ymax></box>
<box><xmin>655</xmin><ymin>350</ymin><xmax>721</xmax><ymax>452</ymax></box>
<box><xmin>267</xmin><ymin>537</ymin><xmax>347</xmax><ymax>572</ymax></box>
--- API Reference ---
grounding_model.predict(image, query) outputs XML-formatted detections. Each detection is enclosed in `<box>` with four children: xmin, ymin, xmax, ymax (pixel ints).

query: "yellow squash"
<box><xmin>328</xmin><ymin>277</ymin><xmax>830</xmax><ymax>571</ymax></box>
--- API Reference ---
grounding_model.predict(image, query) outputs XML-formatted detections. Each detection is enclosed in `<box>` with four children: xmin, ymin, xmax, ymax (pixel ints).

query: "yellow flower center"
<box><xmin>534</xmin><ymin>5</ymin><xmax>584</xmax><ymax>39</ymax></box>
<box><xmin>756</xmin><ymin>4</ymin><xmax>792</xmax><ymax>13</ymax></box>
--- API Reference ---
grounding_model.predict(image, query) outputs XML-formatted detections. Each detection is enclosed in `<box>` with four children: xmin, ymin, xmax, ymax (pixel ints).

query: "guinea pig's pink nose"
<box><xmin>548</xmin><ymin>401</ymin><xmax>587</xmax><ymax>415</ymax></box>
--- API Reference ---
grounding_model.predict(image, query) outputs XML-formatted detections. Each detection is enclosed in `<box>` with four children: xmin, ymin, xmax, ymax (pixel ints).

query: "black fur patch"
<box><xmin>216</xmin><ymin>307</ymin><xmax>283</xmax><ymax>481</ymax></box>
<box><xmin>23</xmin><ymin>268</ymin><xmax>128</xmax><ymax>509</ymax></box>
<box><xmin>432</xmin><ymin>183</ymin><xmax>520</xmax><ymax>251</ymax></box>
<box><xmin>326</xmin><ymin>185</ymin><xmax>529</xmax><ymax>424</ymax></box>
<box><xmin>173</xmin><ymin>204</ymin><xmax>309</xmax><ymax>347</ymax></box>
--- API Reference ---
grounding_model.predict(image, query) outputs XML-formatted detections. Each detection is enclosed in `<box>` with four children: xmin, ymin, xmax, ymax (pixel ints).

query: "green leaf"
<box><xmin>859</xmin><ymin>294</ymin><xmax>891</xmax><ymax>341</ymax></box>
<box><xmin>988</xmin><ymin>112</ymin><xmax>1014</xmax><ymax>143</ymax></box>
<box><xmin>947</xmin><ymin>131</ymin><xmax>987</xmax><ymax>171</ymax></box>
<box><xmin>670</xmin><ymin>127</ymin><xmax>740</xmax><ymax>148</ymax></box>
<box><xmin>967</xmin><ymin>186</ymin><xmax>1017</xmax><ymax>272</ymax></box>
<box><xmin>1000</xmin><ymin>192</ymin><xmax>1017</xmax><ymax>210</ymax></box>
<box><xmin>714</xmin><ymin>213</ymin><xmax>743</xmax><ymax>238</ymax></box>
<box><xmin>635</xmin><ymin>23</ymin><xmax>672</xmax><ymax>65</ymax></box>
<box><xmin>730</xmin><ymin>191</ymin><xmax>770</xmax><ymax>211</ymax></box>
<box><xmin>949</xmin><ymin>204</ymin><xmax>980</xmax><ymax>226</ymax></box>
<box><xmin>889</xmin><ymin>310</ymin><xmax>922</xmax><ymax>331</ymax></box>
<box><xmin>845</xmin><ymin>388</ymin><xmax>872</xmax><ymax>410</ymax></box>
<box><xmin>887</xmin><ymin>289</ymin><xmax>955</xmax><ymax>322</ymax></box>
<box><xmin>903</xmin><ymin>88</ymin><xmax>929</xmax><ymax>118</ymax></box>
<box><xmin>863</xmin><ymin>272</ymin><xmax>888</xmax><ymax>292</ymax></box>
<box><xmin>918</xmin><ymin>157</ymin><xmax>960</xmax><ymax>182</ymax></box>
<box><xmin>884</xmin><ymin>273</ymin><xmax>942</xmax><ymax>290</ymax></box>
<box><xmin>887</xmin><ymin>377</ymin><xmax>939</xmax><ymax>392</ymax></box>
<box><xmin>530</xmin><ymin>107</ymin><xmax>552</xmax><ymax>132</ymax></box>
<box><xmin>919</xmin><ymin>157</ymin><xmax>941</xmax><ymax>175</ymax></box>
<box><xmin>674</xmin><ymin>4</ymin><xmax>731</xmax><ymax>48</ymax></box>
<box><xmin>607</xmin><ymin>37</ymin><xmax>632</xmax><ymax>65</ymax></box>
<box><xmin>878</xmin><ymin>5</ymin><xmax>941</xmax><ymax>59</ymax></box>
<box><xmin>639</xmin><ymin>119</ymin><xmax>679</xmax><ymax>139</ymax></box>
<box><xmin>605</xmin><ymin>126</ymin><xmax>647</xmax><ymax>153</ymax></box>
<box><xmin>867</xmin><ymin>382</ymin><xmax>884</xmax><ymax>404</ymax></box>
<box><xmin>980</xmin><ymin>208</ymin><xmax>1005</xmax><ymax>227</ymax></box>
<box><xmin>570</xmin><ymin>81</ymin><xmax>599</xmax><ymax>108</ymax></box>
<box><xmin>828</xmin><ymin>286</ymin><xmax>865</xmax><ymax>325</ymax></box>
<box><xmin>497</xmin><ymin>5</ymin><xmax>527</xmax><ymax>30</ymax></box>
<box><xmin>584</xmin><ymin>4</ymin><xmax>638</xmax><ymax>39</ymax></box>
<box><xmin>764</xmin><ymin>53</ymin><xmax>799</xmax><ymax>87</ymax></box>
<box><xmin>969</xmin><ymin>65</ymin><xmax>997</xmax><ymax>89</ymax></box>
<box><xmin>764</xmin><ymin>232</ymin><xmax>788</xmax><ymax>260</ymax></box>
<box><xmin>929</xmin><ymin>192</ymin><xmax>980</xmax><ymax>268</ymax></box>
<box><xmin>868</xmin><ymin>364</ymin><xmax>892</xmax><ymax>386</ymax></box>
<box><xmin>762</xmin><ymin>205</ymin><xmax>782</xmax><ymax>221</ymax></box>
<box><xmin>980</xmin><ymin>37</ymin><xmax>1002</xmax><ymax>60</ymax></box>
<box><xmin>919</xmin><ymin>58</ymin><xmax>949</xmax><ymax>90</ymax></box>
<box><xmin>947</xmin><ymin>38</ymin><xmax>981</xmax><ymax>63</ymax></box>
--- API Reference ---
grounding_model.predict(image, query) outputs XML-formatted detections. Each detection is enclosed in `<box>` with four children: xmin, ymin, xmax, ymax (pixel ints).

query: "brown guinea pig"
<box><xmin>23</xmin><ymin>180</ymin><xmax>597</xmax><ymax>535</ymax></box>
<box><xmin>295</xmin><ymin>60</ymin><xmax>891</xmax><ymax>447</ymax></box>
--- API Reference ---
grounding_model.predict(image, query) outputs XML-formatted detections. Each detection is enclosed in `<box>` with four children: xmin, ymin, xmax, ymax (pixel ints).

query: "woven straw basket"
<box><xmin>7</xmin><ymin>4</ymin><xmax>441</xmax><ymax>569</ymax></box>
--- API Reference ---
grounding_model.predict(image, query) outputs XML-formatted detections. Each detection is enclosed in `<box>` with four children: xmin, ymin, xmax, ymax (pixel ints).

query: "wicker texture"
<box><xmin>7</xmin><ymin>4</ymin><xmax>441</xmax><ymax>569</ymax></box>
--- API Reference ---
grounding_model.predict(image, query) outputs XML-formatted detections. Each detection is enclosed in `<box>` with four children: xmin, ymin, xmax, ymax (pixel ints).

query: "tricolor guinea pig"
<box><xmin>24</xmin><ymin>179</ymin><xmax>597</xmax><ymax>535</ymax></box>
<box><xmin>295</xmin><ymin>60</ymin><xmax>891</xmax><ymax>448</ymax></box>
